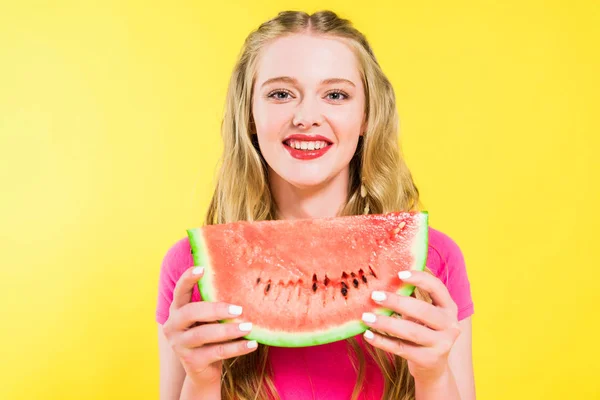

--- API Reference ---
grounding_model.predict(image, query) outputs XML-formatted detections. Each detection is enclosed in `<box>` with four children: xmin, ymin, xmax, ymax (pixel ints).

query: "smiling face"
<box><xmin>252</xmin><ymin>33</ymin><xmax>367</xmax><ymax>189</ymax></box>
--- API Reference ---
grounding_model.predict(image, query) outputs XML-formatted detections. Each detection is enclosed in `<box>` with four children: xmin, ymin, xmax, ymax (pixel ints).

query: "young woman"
<box><xmin>156</xmin><ymin>10</ymin><xmax>475</xmax><ymax>400</ymax></box>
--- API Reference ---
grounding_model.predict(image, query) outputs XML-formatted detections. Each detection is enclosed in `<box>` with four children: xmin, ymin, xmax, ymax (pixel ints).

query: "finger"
<box><xmin>179</xmin><ymin>321</ymin><xmax>253</xmax><ymax>348</ymax></box>
<box><xmin>361</xmin><ymin>313</ymin><xmax>438</xmax><ymax>347</ymax></box>
<box><xmin>200</xmin><ymin>339</ymin><xmax>259</xmax><ymax>363</ymax></box>
<box><xmin>172</xmin><ymin>266</ymin><xmax>205</xmax><ymax>310</ymax></box>
<box><xmin>173</xmin><ymin>301</ymin><xmax>244</xmax><ymax>331</ymax></box>
<box><xmin>363</xmin><ymin>329</ymin><xmax>422</xmax><ymax>361</ymax></box>
<box><xmin>371</xmin><ymin>291</ymin><xmax>448</xmax><ymax>330</ymax></box>
<box><xmin>398</xmin><ymin>270</ymin><xmax>456</xmax><ymax>313</ymax></box>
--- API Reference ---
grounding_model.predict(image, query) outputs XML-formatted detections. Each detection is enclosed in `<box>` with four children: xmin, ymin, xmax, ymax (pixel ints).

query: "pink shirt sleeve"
<box><xmin>156</xmin><ymin>237</ymin><xmax>201</xmax><ymax>325</ymax></box>
<box><xmin>426</xmin><ymin>228</ymin><xmax>475</xmax><ymax>320</ymax></box>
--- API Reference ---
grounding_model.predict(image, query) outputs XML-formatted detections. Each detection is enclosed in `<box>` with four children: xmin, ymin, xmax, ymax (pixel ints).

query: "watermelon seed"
<box><xmin>324</xmin><ymin>275</ymin><xmax>330</xmax><ymax>286</ymax></box>
<box><xmin>265</xmin><ymin>281</ymin><xmax>271</xmax><ymax>294</ymax></box>
<box><xmin>342</xmin><ymin>272</ymin><xmax>348</xmax><ymax>279</ymax></box>
<box><xmin>369</xmin><ymin>266</ymin><xmax>378</xmax><ymax>278</ymax></box>
<box><xmin>359</xmin><ymin>269</ymin><xmax>368</xmax><ymax>284</ymax></box>
<box><xmin>352</xmin><ymin>278</ymin><xmax>359</xmax><ymax>288</ymax></box>
<box><xmin>312</xmin><ymin>282</ymin><xmax>318</xmax><ymax>292</ymax></box>
<box><xmin>312</xmin><ymin>273</ymin><xmax>318</xmax><ymax>282</ymax></box>
<box><xmin>341</xmin><ymin>282</ymin><xmax>349</xmax><ymax>297</ymax></box>
<box><xmin>256</xmin><ymin>277</ymin><xmax>261</xmax><ymax>284</ymax></box>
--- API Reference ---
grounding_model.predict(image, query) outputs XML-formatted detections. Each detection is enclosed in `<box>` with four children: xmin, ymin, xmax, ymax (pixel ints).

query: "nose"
<box><xmin>292</xmin><ymin>97</ymin><xmax>324</xmax><ymax>130</ymax></box>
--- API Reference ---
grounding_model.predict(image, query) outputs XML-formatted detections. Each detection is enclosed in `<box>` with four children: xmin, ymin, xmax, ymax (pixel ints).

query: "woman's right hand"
<box><xmin>162</xmin><ymin>266</ymin><xmax>258</xmax><ymax>388</ymax></box>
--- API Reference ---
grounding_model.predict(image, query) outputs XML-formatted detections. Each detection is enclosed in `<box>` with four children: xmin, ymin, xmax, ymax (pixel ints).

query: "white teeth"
<box><xmin>286</xmin><ymin>140</ymin><xmax>330</xmax><ymax>150</ymax></box>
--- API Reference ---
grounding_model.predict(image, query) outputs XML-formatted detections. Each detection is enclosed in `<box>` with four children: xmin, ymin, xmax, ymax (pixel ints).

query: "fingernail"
<box><xmin>239</xmin><ymin>322</ymin><xmax>252</xmax><ymax>332</ymax></box>
<box><xmin>364</xmin><ymin>330</ymin><xmax>374</xmax><ymax>339</ymax></box>
<box><xmin>247</xmin><ymin>340</ymin><xmax>258</xmax><ymax>349</ymax></box>
<box><xmin>192</xmin><ymin>266</ymin><xmax>204</xmax><ymax>275</ymax></box>
<box><xmin>371</xmin><ymin>291</ymin><xmax>387</xmax><ymax>302</ymax></box>
<box><xmin>228</xmin><ymin>305</ymin><xmax>243</xmax><ymax>316</ymax></box>
<box><xmin>398</xmin><ymin>270</ymin><xmax>412</xmax><ymax>280</ymax></box>
<box><xmin>362</xmin><ymin>312</ymin><xmax>377</xmax><ymax>323</ymax></box>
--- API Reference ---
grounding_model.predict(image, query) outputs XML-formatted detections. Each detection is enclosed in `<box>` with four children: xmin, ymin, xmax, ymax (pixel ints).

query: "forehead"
<box><xmin>255</xmin><ymin>34</ymin><xmax>362</xmax><ymax>85</ymax></box>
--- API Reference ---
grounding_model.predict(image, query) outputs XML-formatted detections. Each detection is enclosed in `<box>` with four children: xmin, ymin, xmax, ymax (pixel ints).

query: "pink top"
<box><xmin>156</xmin><ymin>227</ymin><xmax>474</xmax><ymax>399</ymax></box>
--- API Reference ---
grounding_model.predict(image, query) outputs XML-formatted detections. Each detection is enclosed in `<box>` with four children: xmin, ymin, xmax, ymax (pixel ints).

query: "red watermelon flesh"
<box><xmin>187</xmin><ymin>211</ymin><xmax>428</xmax><ymax>347</ymax></box>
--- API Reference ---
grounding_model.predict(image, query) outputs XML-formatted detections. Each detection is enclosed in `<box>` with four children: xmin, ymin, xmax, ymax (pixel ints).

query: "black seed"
<box><xmin>312</xmin><ymin>282</ymin><xmax>318</xmax><ymax>292</ymax></box>
<box><xmin>324</xmin><ymin>276</ymin><xmax>330</xmax><ymax>286</ymax></box>
<box><xmin>351</xmin><ymin>272</ymin><xmax>356</xmax><ymax>277</ymax></box>
<box><xmin>362</xmin><ymin>275</ymin><xmax>368</xmax><ymax>284</ymax></box>
<box><xmin>256</xmin><ymin>277</ymin><xmax>261</xmax><ymax>284</ymax></box>
<box><xmin>312</xmin><ymin>273</ymin><xmax>317</xmax><ymax>282</ymax></box>
<box><xmin>342</xmin><ymin>272</ymin><xmax>348</xmax><ymax>279</ymax></box>
<box><xmin>352</xmin><ymin>278</ymin><xmax>359</xmax><ymax>288</ymax></box>
<box><xmin>369</xmin><ymin>266</ymin><xmax>378</xmax><ymax>278</ymax></box>
<box><xmin>341</xmin><ymin>287</ymin><xmax>348</xmax><ymax>296</ymax></box>
<box><xmin>265</xmin><ymin>283</ymin><xmax>271</xmax><ymax>293</ymax></box>
<box><xmin>341</xmin><ymin>281</ymin><xmax>348</xmax><ymax>290</ymax></box>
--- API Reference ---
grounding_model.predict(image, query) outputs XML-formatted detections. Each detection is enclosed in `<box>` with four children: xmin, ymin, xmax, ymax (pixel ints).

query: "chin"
<box><xmin>287</xmin><ymin>177</ymin><xmax>330</xmax><ymax>189</ymax></box>
<box><xmin>276</xmin><ymin>170</ymin><xmax>330</xmax><ymax>189</ymax></box>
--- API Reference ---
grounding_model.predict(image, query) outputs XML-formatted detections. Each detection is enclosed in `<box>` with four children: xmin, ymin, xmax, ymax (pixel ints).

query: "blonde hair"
<box><xmin>205</xmin><ymin>10</ymin><xmax>431</xmax><ymax>400</ymax></box>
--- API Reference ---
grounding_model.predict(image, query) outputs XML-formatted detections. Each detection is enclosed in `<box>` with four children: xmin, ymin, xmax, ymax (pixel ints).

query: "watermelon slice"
<box><xmin>186</xmin><ymin>211</ymin><xmax>428</xmax><ymax>348</ymax></box>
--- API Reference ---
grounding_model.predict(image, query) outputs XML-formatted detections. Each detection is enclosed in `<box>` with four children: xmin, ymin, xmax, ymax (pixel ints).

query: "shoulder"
<box><xmin>425</xmin><ymin>227</ymin><xmax>467</xmax><ymax>285</ymax></box>
<box><xmin>428</xmin><ymin>227</ymin><xmax>464</xmax><ymax>264</ymax></box>
<box><xmin>161</xmin><ymin>237</ymin><xmax>194</xmax><ymax>278</ymax></box>
<box><xmin>157</xmin><ymin>236</ymin><xmax>196</xmax><ymax>297</ymax></box>
<box><xmin>425</xmin><ymin>227</ymin><xmax>474</xmax><ymax>320</ymax></box>
<box><xmin>156</xmin><ymin>237</ymin><xmax>198</xmax><ymax>324</ymax></box>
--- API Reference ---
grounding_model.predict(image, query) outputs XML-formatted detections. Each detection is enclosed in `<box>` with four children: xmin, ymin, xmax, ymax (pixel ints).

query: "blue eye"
<box><xmin>267</xmin><ymin>90</ymin><xmax>293</xmax><ymax>100</ymax></box>
<box><xmin>267</xmin><ymin>89</ymin><xmax>350</xmax><ymax>101</ymax></box>
<box><xmin>326</xmin><ymin>91</ymin><xmax>349</xmax><ymax>101</ymax></box>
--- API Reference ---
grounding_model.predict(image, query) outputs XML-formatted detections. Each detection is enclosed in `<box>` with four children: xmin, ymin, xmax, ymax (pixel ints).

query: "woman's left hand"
<box><xmin>361</xmin><ymin>270</ymin><xmax>462</xmax><ymax>384</ymax></box>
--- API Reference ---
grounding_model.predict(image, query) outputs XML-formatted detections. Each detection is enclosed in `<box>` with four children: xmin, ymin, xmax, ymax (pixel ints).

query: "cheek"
<box><xmin>254</xmin><ymin>103</ymin><xmax>292</xmax><ymax>138</ymax></box>
<box><xmin>329</xmin><ymin>109</ymin><xmax>365</xmax><ymax>138</ymax></box>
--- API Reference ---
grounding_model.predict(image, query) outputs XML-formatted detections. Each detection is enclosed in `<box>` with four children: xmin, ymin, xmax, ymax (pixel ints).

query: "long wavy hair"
<box><xmin>204</xmin><ymin>10</ymin><xmax>432</xmax><ymax>400</ymax></box>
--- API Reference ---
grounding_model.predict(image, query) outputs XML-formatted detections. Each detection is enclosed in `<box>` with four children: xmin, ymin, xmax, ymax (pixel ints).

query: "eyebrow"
<box><xmin>260</xmin><ymin>76</ymin><xmax>356</xmax><ymax>88</ymax></box>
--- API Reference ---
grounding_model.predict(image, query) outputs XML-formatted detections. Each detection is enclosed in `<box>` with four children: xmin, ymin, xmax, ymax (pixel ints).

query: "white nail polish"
<box><xmin>362</xmin><ymin>312</ymin><xmax>377</xmax><ymax>323</ymax></box>
<box><xmin>364</xmin><ymin>330</ymin><xmax>374</xmax><ymax>339</ymax></box>
<box><xmin>192</xmin><ymin>266</ymin><xmax>204</xmax><ymax>275</ymax></box>
<box><xmin>239</xmin><ymin>322</ymin><xmax>252</xmax><ymax>332</ymax></box>
<box><xmin>247</xmin><ymin>340</ymin><xmax>258</xmax><ymax>349</ymax></box>
<box><xmin>229</xmin><ymin>305</ymin><xmax>243</xmax><ymax>316</ymax></box>
<box><xmin>371</xmin><ymin>291</ymin><xmax>387</xmax><ymax>302</ymax></box>
<box><xmin>398</xmin><ymin>270</ymin><xmax>412</xmax><ymax>280</ymax></box>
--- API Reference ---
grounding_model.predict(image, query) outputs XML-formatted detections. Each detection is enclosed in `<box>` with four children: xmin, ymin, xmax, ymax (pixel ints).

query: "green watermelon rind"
<box><xmin>186</xmin><ymin>211</ymin><xmax>429</xmax><ymax>348</ymax></box>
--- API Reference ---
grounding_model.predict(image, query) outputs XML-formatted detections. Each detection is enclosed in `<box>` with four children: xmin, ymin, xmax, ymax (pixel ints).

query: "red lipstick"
<box><xmin>282</xmin><ymin>134</ymin><xmax>333</xmax><ymax>160</ymax></box>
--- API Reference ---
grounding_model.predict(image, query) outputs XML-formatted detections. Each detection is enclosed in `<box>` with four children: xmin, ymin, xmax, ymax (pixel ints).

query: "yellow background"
<box><xmin>1</xmin><ymin>0</ymin><xmax>598</xmax><ymax>399</ymax></box>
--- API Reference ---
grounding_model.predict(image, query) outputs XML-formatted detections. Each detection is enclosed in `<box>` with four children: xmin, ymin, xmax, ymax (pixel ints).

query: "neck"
<box><xmin>269</xmin><ymin>167</ymin><xmax>350</xmax><ymax>220</ymax></box>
